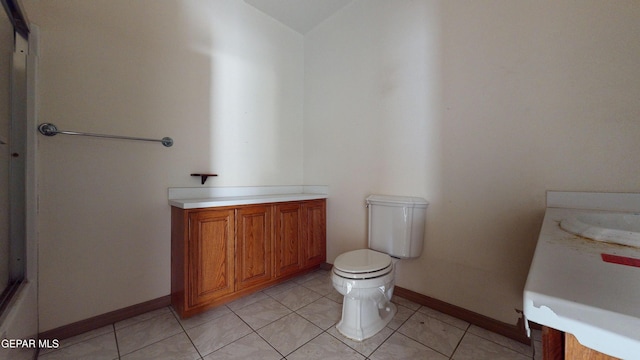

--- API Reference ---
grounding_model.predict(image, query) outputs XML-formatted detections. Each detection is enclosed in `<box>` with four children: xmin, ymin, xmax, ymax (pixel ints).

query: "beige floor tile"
<box><xmin>234</xmin><ymin>297</ymin><xmax>291</xmax><ymax>330</ymax></box>
<box><xmin>369</xmin><ymin>332</ymin><xmax>448</xmax><ymax>360</ymax></box>
<box><xmin>293</xmin><ymin>269</ymin><xmax>327</xmax><ymax>284</ymax></box>
<box><xmin>115</xmin><ymin>307</ymin><xmax>172</xmax><ymax>330</ymax></box>
<box><xmin>257</xmin><ymin>313</ymin><xmax>322</xmax><ymax>356</ymax></box>
<box><xmin>296</xmin><ymin>297</ymin><xmax>342</xmax><ymax>329</ymax></box>
<box><xmin>116</xmin><ymin>311</ymin><xmax>183</xmax><ymax>355</ymax></box>
<box><xmin>270</xmin><ymin>284</ymin><xmax>322</xmax><ymax>310</ymax></box>
<box><xmin>398</xmin><ymin>311</ymin><xmax>465</xmax><ymax>357</ymax></box>
<box><xmin>300</xmin><ymin>273</ymin><xmax>335</xmax><ymax>295</ymax></box>
<box><xmin>175</xmin><ymin>304</ymin><xmax>232</xmax><ymax>330</ymax></box>
<box><xmin>287</xmin><ymin>332</ymin><xmax>365</xmax><ymax>360</ymax></box>
<box><xmin>263</xmin><ymin>280</ymin><xmax>298</xmax><ymax>297</ymax></box>
<box><xmin>418</xmin><ymin>306</ymin><xmax>470</xmax><ymax>330</ymax></box>
<box><xmin>38</xmin><ymin>332</ymin><xmax>118</xmax><ymax>360</ymax></box>
<box><xmin>327</xmin><ymin>325</ymin><xmax>393</xmax><ymax>357</ymax></box>
<box><xmin>186</xmin><ymin>312</ymin><xmax>253</xmax><ymax>357</ymax></box>
<box><xmin>226</xmin><ymin>291</ymin><xmax>270</xmax><ymax>311</ymax></box>
<box><xmin>452</xmin><ymin>333</ymin><xmax>531</xmax><ymax>360</ymax></box>
<box><xmin>391</xmin><ymin>295</ymin><xmax>421</xmax><ymax>311</ymax></box>
<box><xmin>388</xmin><ymin>304</ymin><xmax>416</xmax><ymax>330</ymax></box>
<box><xmin>0</xmin><ymin>347</ymin><xmax>34</xmax><ymax>360</ymax></box>
<box><xmin>203</xmin><ymin>333</ymin><xmax>282</xmax><ymax>360</ymax></box>
<box><xmin>39</xmin><ymin>325</ymin><xmax>114</xmax><ymax>355</ymax></box>
<box><xmin>467</xmin><ymin>325</ymin><xmax>533</xmax><ymax>356</ymax></box>
<box><xmin>34</xmin><ymin>271</ymin><xmax>535</xmax><ymax>360</ymax></box>
<box><xmin>120</xmin><ymin>332</ymin><xmax>200</xmax><ymax>360</ymax></box>
<box><xmin>324</xmin><ymin>289</ymin><xmax>344</xmax><ymax>304</ymax></box>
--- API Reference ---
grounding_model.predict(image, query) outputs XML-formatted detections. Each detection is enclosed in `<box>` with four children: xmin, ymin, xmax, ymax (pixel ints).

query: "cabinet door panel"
<box><xmin>188</xmin><ymin>209</ymin><xmax>235</xmax><ymax>307</ymax></box>
<box><xmin>566</xmin><ymin>333</ymin><xmax>616</xmax><ymax>360</ymax></box>
<box><xmin>236</xmin><ymin>205</ymin><xmax>272</xmax><ymax>290</ymax></box>
<box><xmin>302</xmin><ymin>200</ymin><xmax>326</xmax><ymax>268</ymax></box>
<box><xmin>274</xmin><ymin>203</ymin><xmax>303</xmax><ymax>277</ymax></box>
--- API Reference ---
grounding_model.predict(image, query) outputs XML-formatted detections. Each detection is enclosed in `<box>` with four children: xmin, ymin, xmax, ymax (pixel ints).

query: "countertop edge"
<box><xmin>524</xmin><ymin>294</ymin><xmax>640</xmax><ymax>359</ymax></box>
<box><xmin>169</xmin><ymin>193</ymin><xmax>328</xmax><ymax>209</ymax></box>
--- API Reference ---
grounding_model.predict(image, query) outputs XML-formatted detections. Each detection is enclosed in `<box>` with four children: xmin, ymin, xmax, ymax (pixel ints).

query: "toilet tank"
<box><xmin>366</xmin><ymin>195</ymin><xmax>428</xmax><ymax>259</ymax></box>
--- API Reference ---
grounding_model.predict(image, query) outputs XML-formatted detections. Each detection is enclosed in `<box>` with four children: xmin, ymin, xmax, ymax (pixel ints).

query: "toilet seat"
<box><xmin>333</xmin><ymin>249</ymin><xmax>392</xmax><ymax>279</ymax></box>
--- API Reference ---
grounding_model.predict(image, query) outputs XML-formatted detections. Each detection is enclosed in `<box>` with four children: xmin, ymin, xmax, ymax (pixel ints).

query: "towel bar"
<box><xmin>38</xmin><ymin>123</ymin><xmax>173</xmax><ymax>147</ymax></box>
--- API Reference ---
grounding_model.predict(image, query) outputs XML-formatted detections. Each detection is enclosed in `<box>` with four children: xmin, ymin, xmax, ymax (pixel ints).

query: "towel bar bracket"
<box><xmin>191</xmin><ymin>173</ymin><xmax>218</xmax><ymax>185</ymax></box>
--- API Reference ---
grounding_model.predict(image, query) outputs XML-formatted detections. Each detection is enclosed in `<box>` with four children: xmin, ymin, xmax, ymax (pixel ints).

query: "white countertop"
<box><xmin>168</xmin><ymin>185</ymin><xmax>328</xmax><ymax>209</ymax></box>
<box><xmin>524</xmin><ymin>205</ymin><xmax>640</xmax><ymax>359</ymax></box>
<box><xmin>169</xmin><ymin>193</ymin><xmax>327</xmax><ymax>209</ymax></box>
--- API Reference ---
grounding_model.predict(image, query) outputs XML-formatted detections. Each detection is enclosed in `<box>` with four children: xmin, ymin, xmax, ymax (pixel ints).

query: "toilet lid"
<box><xmin>333</xmin><ymin>249</ymin><xmax>392</xmax><ymax>274</ymax></box>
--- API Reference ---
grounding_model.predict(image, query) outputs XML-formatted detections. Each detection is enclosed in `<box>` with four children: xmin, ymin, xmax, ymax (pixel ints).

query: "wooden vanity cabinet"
<box><xmin>302</xmin><ymin>200</ymin><xmax>326</xmax><ymax>268</ymax></box>
<box><xmin>172</xmin><ymin>199</ymin><xmax>326</xmax><ymax>318</ymax></box>
<box><xmin>188</xmin><ymin>208</ymin><xmax>236</xmax><ymax>308</ymax></box>
<box><xmin>274</xmin><ymin>199</ymin><xmax>327</xmax><ymax>277</ymax></box>
<box><xmin>542</xmin><ymin>326</ymin><xmax>619</xmax><ymax>360</ymax></box>
<box><xmin>274</xmin><ymin>203</ymin><xmax>304</xmax><ymax>277</ymax></box>
<box><xmin>236</xmin><ymin>205</ymin><xmax>272</xmax><ymax>291</ymax></box>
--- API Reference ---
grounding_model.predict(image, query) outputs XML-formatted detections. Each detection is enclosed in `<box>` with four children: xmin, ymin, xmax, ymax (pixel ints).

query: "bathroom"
<box><xmin>1</xmin><ymin>0</ymin><xmax>639</xmax><ymax>359</ymax></box>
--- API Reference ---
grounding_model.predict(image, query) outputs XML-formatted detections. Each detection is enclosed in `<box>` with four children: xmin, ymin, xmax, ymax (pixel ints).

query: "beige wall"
<box><xmin>24</xmin><ymin>0</ymin><xmax>304</xmax><ymax>331</ymax></box>
<box><xmin>304</xmin><ymin>0</ymin><xmax>640</xmax><ymax>324</ymax></box>
<box><xmin>23</xmin><ymin>0</ymin><xmax>640</xmax><ymax>332</ymax></box>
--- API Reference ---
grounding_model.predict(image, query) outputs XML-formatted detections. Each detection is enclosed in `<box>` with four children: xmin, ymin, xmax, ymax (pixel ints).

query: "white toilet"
<box><xmin>332</xmin><ymin>194</ymin><xmax>428</xmax><ymax>341</ymax></box>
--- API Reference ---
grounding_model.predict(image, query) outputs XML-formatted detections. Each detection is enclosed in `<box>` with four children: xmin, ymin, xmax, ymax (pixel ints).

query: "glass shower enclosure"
<box><xmin>0</xmin><ymin>1</ymin><xmax>38</xmax><ymax>357</ymax></box>
<box><xmin>0</xmin><ymin>0</ymin><xmax>29</xmax><ymax>319</ymax></box>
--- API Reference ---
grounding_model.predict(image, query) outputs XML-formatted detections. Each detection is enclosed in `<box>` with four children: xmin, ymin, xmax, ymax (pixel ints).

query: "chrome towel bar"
<box><xmin>38</xmin><ymin>123</ymin><xmax>173</xmax><ymax>147</ymax></box>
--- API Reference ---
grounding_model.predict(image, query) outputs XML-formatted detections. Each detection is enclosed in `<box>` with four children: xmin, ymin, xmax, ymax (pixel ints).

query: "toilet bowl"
<box><xmin>331</xmin><ymin>195</ymin><xmax>428</xmax><ymax>341</ymax></box>
<box><xmin>331</xmin><ymin>249</ymin><xmax>397</xmax><ymax>341</ymax></box>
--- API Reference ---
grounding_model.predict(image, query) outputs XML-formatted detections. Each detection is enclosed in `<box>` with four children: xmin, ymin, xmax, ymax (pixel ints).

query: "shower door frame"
<box><xmin>0</xmin><ymin>2</ymin><xmax>37</xmax><ymax>352</ymax></box>
<box><xmin>2</xmin><ymin>20</ymin><xmax>27</xmax><ymax>312</ymax></box>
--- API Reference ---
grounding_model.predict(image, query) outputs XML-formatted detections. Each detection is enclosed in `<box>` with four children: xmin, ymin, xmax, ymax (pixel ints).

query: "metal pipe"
<box><xmin>37</xmin><ymin>123</ymin><xmax>173</xmax><ymax>147</ymax></box>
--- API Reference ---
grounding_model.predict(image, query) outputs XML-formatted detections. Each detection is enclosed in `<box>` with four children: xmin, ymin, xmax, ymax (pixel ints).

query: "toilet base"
<box><xmin>335</xmin><ymin>294</ymin><xmax>397</xmax><ymax>341</ymax></box>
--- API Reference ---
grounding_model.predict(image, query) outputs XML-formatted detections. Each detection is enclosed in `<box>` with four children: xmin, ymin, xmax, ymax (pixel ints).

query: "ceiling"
<box><xmin>244</xmin><ymin>0</ymin><xmax>353</xmax><ymax>34</ymax></box>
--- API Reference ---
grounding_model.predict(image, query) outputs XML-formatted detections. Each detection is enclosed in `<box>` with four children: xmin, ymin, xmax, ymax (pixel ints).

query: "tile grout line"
<box><xmin>281</xmin><ymin>323</ymin><xmax>325</xmax><ymax>359</ymax></box>
<box><xmin>397</xmin><ymin>306</ymin><xmax>454</xmax><ymax>360</ymax></box>
<box><xmin>170</xmin><ymin>306</ymin><xmax>205</xmax><ymax>360</ymax></box>
<box><xmin>283</xmin><ymin>289</ymin><xmax>336</xmax><ymax>358</ymax></box>
<box><xmin>111</xmin><ymin>323</ymin><xmax>121</xmax><ymax>360</ymax></box>
<box><xmin>324</xmin><ymin>300</ymin><xmax>418</xmax><ymax>359</ymax></box>
<box><xmin>463</xmin><ymin>325</ymin><xmax>535</xmax><ymax>358</ymax></box>
<box><xmin>232</xmin><ymin>298</ymin><xmax>294</xmax><ymax>333</ymax></box>
<box><xmin>375</xmin><ymin>303</ymin><xmax>418</xmax><ymax>357</ymax></box>
<box><xmin>227</xmin><ymin>289</ymin><xmax>333</xmax><ymax>359</ymax></box>
<box><xmin>226</xmin><ymin>300</ymin><xmax>289</xmax><ymax>359</ymax></box>
<box><xmin>448</xmin><ymin>322</ymin><xmax>472</xmax><ymax>359</ymax></box>
<box><xmin>289</xmin><ymin>279</ymin><xmax>364</xmax><ymax>358</ymax></box>
<box><xmin>252</xmin><ymin>329</ymin><xmax>287</xmax><ymax>359</ymax></box>
<box><xmin>115</xmin><ymin>308</ymin><xmax>186</xmax><ymax>359</ymax></box>
<box><xmin>393</xmin><ymin>301</ymin><xmax>477</xmax><ymax>359</ymax></box>
<box><xmin>258</xmin><ymin>275</ymin><xmax>350</xmax><ymax>359</ymax></box>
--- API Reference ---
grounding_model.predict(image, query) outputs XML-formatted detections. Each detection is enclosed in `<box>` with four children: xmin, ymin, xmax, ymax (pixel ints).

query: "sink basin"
<box><xmin>560</xmin><ymin>212</ymin><xmax>640</xmax><ymax>248</ymax></box>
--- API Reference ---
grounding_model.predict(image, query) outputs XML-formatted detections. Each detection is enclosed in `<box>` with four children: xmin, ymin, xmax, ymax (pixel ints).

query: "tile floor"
<box><xmin>38</xmin><ymin>269</ymin><xmax>542</xmax><ymax>360</ymax></box>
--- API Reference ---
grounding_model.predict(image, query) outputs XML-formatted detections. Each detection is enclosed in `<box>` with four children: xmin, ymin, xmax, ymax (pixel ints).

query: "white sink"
<box><xmin>560</xmin><ymin>212</ymin><xmax>640</xmax><ymax>248</ymax></box>
<box><xmin>524</xmin><ymin>192</ymin><xmax>640</xmax><ymax>359</ymax></box>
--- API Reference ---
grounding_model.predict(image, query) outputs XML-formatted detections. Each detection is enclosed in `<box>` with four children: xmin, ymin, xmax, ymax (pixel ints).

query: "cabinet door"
<box><xmin>188</xmin><ymin>209</ymin><xmax>235</xmax><ymax>308</ymax></box>
<box><xmin>302</xmin><ymin>200</ymin><xmax>326</xmax><ymax>268</ymax></box>
<box><xmin>236</xmin><ymin>205</ymin><xmax>272</xmax><ymax>290</ymax></box>
<box><xmin>274</xmin><ymin>202</ymin><xmax>303</xmax><ymax>277</ymax></box>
